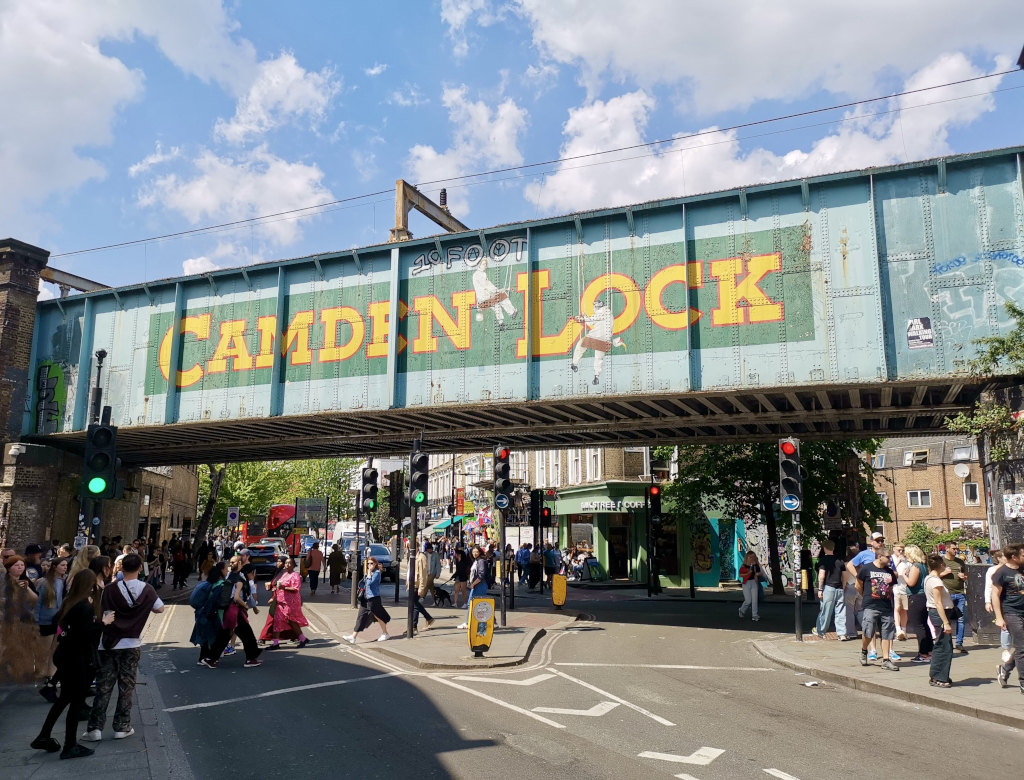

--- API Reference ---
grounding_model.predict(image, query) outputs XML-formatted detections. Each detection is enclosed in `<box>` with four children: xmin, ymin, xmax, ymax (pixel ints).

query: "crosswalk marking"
<box><xmin>533</xmin><ymin>701</ymin><xmax>620</xmax><ymax>717</ymax></box>
<box><xmin>638</xmin><ymin>748</ymin><xmax>725</xmax><ymax>766</ymax></box>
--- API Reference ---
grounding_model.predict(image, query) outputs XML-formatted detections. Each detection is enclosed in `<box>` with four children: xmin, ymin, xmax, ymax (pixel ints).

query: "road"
<box><xmin>143</xmin><ymin>590</ymin><xmax>1020</xmax><ymax>779</ymax></box>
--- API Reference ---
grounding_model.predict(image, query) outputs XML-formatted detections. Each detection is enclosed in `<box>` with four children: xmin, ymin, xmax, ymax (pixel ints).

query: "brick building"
<box><xmin>872</xmin><ymin>436</ymin><xmax>986</xmax><ymax>540</ymax></box>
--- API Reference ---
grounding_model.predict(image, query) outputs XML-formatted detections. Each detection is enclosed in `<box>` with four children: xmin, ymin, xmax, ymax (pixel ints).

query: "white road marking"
<box><xmin>453</xmin><ymin>673</ymin><xmax>555</xmax><ymax>686</ymax></box>
<box><xmin>764</xmin><ymin>770</ymin><xmax>800</xmax><ymax>780</ymax></box>
<box><xmin>533</xmin><ymin>701</ymin><xmax>620</xmax><ymax>717</ymax></box>
<box><xmin>164</xmin><ymin>672</ymin><xmax>399</xmax><ymax>712</ymax></box>
<box><xmin>675</xmin><ymin>775</ymin><xmax>702</xmax><ymax>780</ymax></box>
<box><xmin>638</xmin><ymin>748</ymin><xmax>725</xmax><ymax>766</ymax></box>
<box><xmin>431</xmin><ymin>675</ymin><xmax>566</xmax><ymax>729</ymax></box>
<box><xmin>554</xmin><ymin>663</ymin><xmax>774</xmax><ymax>672</ymax></box>
<box><xmin>548</xmin><ymin>667</ymin><xmax>675</xmax><ymax>726</ymax></box>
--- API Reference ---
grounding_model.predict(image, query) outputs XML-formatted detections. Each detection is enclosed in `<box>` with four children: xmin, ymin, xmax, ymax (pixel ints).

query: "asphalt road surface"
<box><xmin>145</xmin><ymin>595</ymin><xmax>1020</xmax><ymax>779</ymax></box>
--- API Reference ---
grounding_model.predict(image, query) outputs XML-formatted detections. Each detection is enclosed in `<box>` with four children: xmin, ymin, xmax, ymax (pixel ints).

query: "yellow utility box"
<box><xmin>551</xmin><ymin>573</ymin><xmax>567</xmax><ymax>609</ymax></box>
<box><xmin>468</xmin><ymin>597</ymin><xmax>495</xmax><ymax>657</ymax></box>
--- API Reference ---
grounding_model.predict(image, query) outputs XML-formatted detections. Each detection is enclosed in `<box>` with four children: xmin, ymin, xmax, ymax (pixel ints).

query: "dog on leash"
<box><xmin>432</xmin><ymin>586</ymin><xmax>453</xmax><ymax>608</ymax></box>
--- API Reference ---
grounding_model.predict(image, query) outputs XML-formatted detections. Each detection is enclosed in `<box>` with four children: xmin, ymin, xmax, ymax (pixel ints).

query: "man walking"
<box><xmin>992</xmin><ymin>543</ymin><xmax>1024</xmax><ymax>691</ymax></box>
<box><xmin>83</xmin><ymin>554</ymin><xmax>164</xmax><ymax>742</ymax></box>
<box><xmin>425</xmin><ymin>543</ymin><xmax>441</xmax><ymax>605</ymax></box>
<box><xmin>941</xmin><ymin>543</ymin><xmax>969</xmax><ymax>653</ymax></box>
<box><xmin>846</xmin><ymin>533</ymin><xmax>888</xmax><ymax>658</ymax></box>
<box><xmin>855</xmin><ymin>547</ymin><xmax>899</xmax><ymax>671</ymax></box>
<box><xmin>813</xmin><ymin>539</ymin><xmax>849</xmax><ymax>639</ymax></box>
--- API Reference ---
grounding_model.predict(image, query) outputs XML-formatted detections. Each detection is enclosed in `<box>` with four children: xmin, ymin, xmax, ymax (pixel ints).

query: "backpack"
<box><xmin>218</xmin><ymin>578</ymin><xmax>235</xmax><ymax>609</ymax></box>
<box><xmin>189</xmin><ymin>581</ymin><xmax>212</xmax><ymax>610</ymax></box>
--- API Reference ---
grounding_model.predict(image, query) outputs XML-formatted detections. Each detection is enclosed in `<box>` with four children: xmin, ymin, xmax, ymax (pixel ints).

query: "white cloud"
<box><xmin>509</xmin><ymin>0</ymin><xmax>1019</xmax><ymax>112</ymax></box>
<box><xmin>128</xmin><ymin>142</ymin><xmax>182</xmax><ymax>177</ymax></box>
<box><xmin>408</xmin><ymin>85</ymin><xmax>528</xmax><ymax>217</ymax></box>
<box><xmin>215</xmin><ymin>52</ymin><xmax>340</xmax><ymax>144</ymax></box>
<box><xmin>523</xmin><ymin>62</ymin><xmax>559</xmax><ymax>94</ymax></box>
<box><xmin>386</xmin><ymin>84</ymin><xmax>428</xmax><ymax>107</ymax></box>
<box><xmin>525</xmin><ymin>54</ymin><xmax>1006</xmax><ymax>214</ymax></box>
<box><xmin>351</xmin><ymin>149</ymin><xmax>378</xmax><ymax>182</ymax></box>
<box><xmin>138</xmin><ymin>146</ymin><xmax>335</xmax><ymax>246</ymax></box>
<box><xmin>364</xmin><ymin>63</ymin><xmax>387</xmax><ymax>77</ymax></box>
<box><xmin>182</xmin><ymin>256</ymin><xmax>220</xmax><ymax>275</ymax></box>
<box><xmin>37</xmin><ymin>280</ymin><xmax>56</xmax><ymax>301</ymax></box>
<box><xmin>440</xmin><ymin>0</ymin><xmax>495</xmax><ymax>57</ymax></box>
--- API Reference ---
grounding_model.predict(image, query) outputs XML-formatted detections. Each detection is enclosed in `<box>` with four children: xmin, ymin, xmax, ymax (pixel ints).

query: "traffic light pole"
<box><xmin>497</xmin><ymin>507</ymin><xmax>507</xmax><ymax>627</ymax></box>
<box><xmin>792</xmin><ymin>511</ymin><xmax>803</xmax><ymax>641</ymax></box>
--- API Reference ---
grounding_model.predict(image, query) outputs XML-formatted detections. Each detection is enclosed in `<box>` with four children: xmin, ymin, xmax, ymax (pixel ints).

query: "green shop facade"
<box><xmin>552</xmin><ymin>481</ymin><xmax>692</xmax><ymax>588</ymax></box>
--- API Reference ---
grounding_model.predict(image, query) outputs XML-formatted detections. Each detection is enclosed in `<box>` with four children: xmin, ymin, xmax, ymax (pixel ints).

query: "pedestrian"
<box><xmin>737</xmin><ymin>552</ymin><xmax>763</xmax><ymax>622</ymax></box>
<box><xmin>411</xmin><ymin>548</ymin><xmax>435</xmax><ymax>633</ymax></box>
<box><xmin>1</xmin><ymin>555</ymin><xmax>42</xmax><ymax>683</ymax></box>
<box><xmin>23</xmin><ymin>543</ymin><xmax>45</xmax><ymax>583</ymax></box>
<box><xmin>992</xmin><ymin>543</ymin><xmax>1024</xmax><ymax>691</ymax></box>
<box><xmin>268</xmin><ymin>557</ymin><xmax>310</xmax><ymax>648</ymax></box>
<box><xmin>328</xmin><ymin>543</ymin><xmax>346</xmax><ymax>594</ymax></box>
<box><xmin>31</xmin><ymin>570</ymin><xmax>110</xmax><ymax>760</ymax></box>
<box><xmin>515</xmin><ymin>543</ymin><xmax>530</xmax><ymax>584</ymax></box>
<box><xmin>89</xmin><ymin>556</ymin><xmax>113</xmax><ymax>589</ymax></box>
<box><xmin>813</xmin><ymin>539</ymin><xmax>848</xmax><ymax>638</ymax></box>
<box><xmin>984</xmin><ymin>549</ymin><xmax>1013</xmax><ymax>670</ymax></box>
<box><xmin>81</xmin><ymin>553</ymin><xmax>164</xmax><ymax>744</ymax></box>
<box><xmin>172</xmin><ymin>544</ymin><xmax>190</xmax><ymax>590</ymax></box>
<box><xmin>35</xmin><ymin>556</ymin><xmax>69</xmax><ymax>702</ymax></box>
<box><xmin>259</xmin><ymin>556</ymin><xmax>299</xmax><ymax>643</ymax></box>
<box><xmin>940</xmin><ymin>542</ymin><xmax>969</xmax><ymax>653</ymax></box>
<box><xmin>67</xmin><ymin>545</ymin><xmax>100</xmax><ymax>583</ymax></box>
<box><xmin>191</xmin><ymin>561</ymin><xmax>228</xmax><ymax>666</ymax></box>
<box><xmin>458</xmin><ymin>547</ymin><xmax>489</xmax><ymax>630</ymax></box>
<box><xmin>902</xmin><ymin>545</ymin><xmax>932</xmax><ymax>664</ymax></box>
<box><xmin>199</xmin><ymin>550</ymin><xmax>215</xmax><ymax>579</ymax></box>
<box><xmin>924</xmin><ymin>554</ymin><xmax>956</xmax><ymax>688</ymax></box>
<box><xmin>207</xmin><ymin>561</ymin><xmax>262</xmax><ymax>668</ymax></box>
<box><xmin>845</xmin><ymin>532</ymin><xmax>887</xmax><ymax>655</ymax></box>
<box><xmin>426</xmin><ymin>542</ymin><xmax>441</xmax><ymax>604</ymax></box>
<box><xmin>856</xmin><ymin>547</ymin><xmax>899</xmax><ymax>671</ymax></box>
<box><xmin>343</xmin><ymin>557</ymin><xmax>391</xmax><ymax>643</ymax></box>
<box><xmin>893</xmin><ymin>543</ymin><xmax>910</xmax><ymax>640</ymax></box>
<box><xmin>305</xmin><ymin>542</ymin><xmax>324</xmax><ymax>596</ymax></box>
<box><xmin>453</xmin><ymin>546</ymin><xmax>471</xmax><ymax>607</ymax></box>
<box><xmin>527</xmin><ymin>544</ymin><xmax>543</xmax><ymax>591</ymax></box>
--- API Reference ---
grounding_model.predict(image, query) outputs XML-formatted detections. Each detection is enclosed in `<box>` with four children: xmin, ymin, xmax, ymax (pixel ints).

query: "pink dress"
<box><xmin>271</xmin><ymin>571</ymin><xmax>309</xmax><ymax>631</ymax></box>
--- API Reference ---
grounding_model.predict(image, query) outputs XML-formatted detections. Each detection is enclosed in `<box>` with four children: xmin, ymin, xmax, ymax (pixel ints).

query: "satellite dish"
<box><xmin>953</xmin><ymin>463</ymin><xmax>970</xmax><ymax>479</ymax></box>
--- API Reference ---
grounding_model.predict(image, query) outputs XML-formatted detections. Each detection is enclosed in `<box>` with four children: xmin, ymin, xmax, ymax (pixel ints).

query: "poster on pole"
<box><xmin>1004</xmin><ymin>493</ymin><xmax>1024</xmax><ymax>519</ymax></box>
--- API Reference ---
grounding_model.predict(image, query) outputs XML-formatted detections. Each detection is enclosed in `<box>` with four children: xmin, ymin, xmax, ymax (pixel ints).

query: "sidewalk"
<box><xmin>0</xmin><ymin>660</ymin><xmax>191</xmax><ymax>779</ymax></box>
<box><xmin>754</xmin><ymin>635</ymin><xmax>1024</xmax><ymax>731</ymax></box>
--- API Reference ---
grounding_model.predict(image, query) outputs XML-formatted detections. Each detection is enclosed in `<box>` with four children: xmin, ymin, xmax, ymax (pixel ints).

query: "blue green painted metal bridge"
<box><xmin>25</xmin><ymin>147</ymin><xmax>1024</xmax><ymax>465</ymax></box>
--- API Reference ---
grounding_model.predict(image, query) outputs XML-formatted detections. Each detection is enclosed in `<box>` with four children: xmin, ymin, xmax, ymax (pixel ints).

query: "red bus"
<box><xmin>243</xmin><ymin>504</ymin><xmax>302</xmax><ymax>555</ymax></box>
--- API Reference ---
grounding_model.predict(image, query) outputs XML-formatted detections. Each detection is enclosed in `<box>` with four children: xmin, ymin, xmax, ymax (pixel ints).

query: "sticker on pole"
<box><xmin>781</xmin><ymin>494</ymin><xmax>802</xmax><ymax>511</ymax></box>
<box><xmin>494</xmin><ymin>493</ymin><xmax>510</xmax><ymax>510</ymax></box>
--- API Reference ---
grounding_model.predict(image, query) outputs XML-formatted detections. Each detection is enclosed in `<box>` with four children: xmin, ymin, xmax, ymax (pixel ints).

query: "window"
<box><xmin>548</xmin><ymin>450</ymin><xmax>561</xmax><ymax>487</ymax></box>
<box><xmin>963</xmin><ymin>482</ymin><xmax>980</xmax><ymax>506</ymax></box>
<box><xmin>908</xmin><ymin>490</ymin><xmax>931</xmax><ymax>508</ymax></box>
<box><xmin>876</xmin><ymin>491</ymin><xmax>889</xmax><ymax>507</ymax></box>
<box><xmin>904</xmin><ymin>449</ymin><xmax>929</xmax><ymax>466</ymax></box>
<box><xmin>952</xmin><ymin>444</ymin><xmax>978</xmax><ymax>462</ymax></box>
<box><xmin>570</xmin><ymin>449</ymin><xmax>583</xmax><ymax>484</ymax></box>
<box><xmin>512</xmin><ymin>451</ymin><xmax>528</xmax><ymax>482</ymax></box>
<box><xmin>586</xmin><ymin>448</ymin><xmax>602</xmax><ymax>482</ymax></box>
<box><xmin>535</xmin><ymin>451</ymin><xmax>547</xmax><ymax>486</ymax></box>
<box><xmin>871</xmin><ymin>454</ymin><xmax>885</xmax><ymax>468</ymax></box>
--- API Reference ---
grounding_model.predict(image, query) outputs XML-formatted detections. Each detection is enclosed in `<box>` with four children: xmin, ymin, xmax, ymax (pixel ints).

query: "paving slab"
<box><xmin>754</xmin><ymin>634</ymin><xmax>1024</xmax><ymax>732</ymax></box>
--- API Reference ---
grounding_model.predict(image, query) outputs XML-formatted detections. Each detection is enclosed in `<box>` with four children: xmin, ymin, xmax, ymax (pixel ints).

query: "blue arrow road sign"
<box><xmin>494</xmin><ymin>493</ymin><xmax>510</xmax><ymax>510</ymax></box>
<box><xmin>781</xmin><ymin>494</ymin><xmax>802</xmax><ymax>512</ymax></box>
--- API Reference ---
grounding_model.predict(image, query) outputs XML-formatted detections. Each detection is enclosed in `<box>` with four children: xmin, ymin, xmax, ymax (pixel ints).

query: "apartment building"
<box><xmin>872</xmin><ymin>436</ymin><xmax>986</xmax><ymax>540</ymax></box>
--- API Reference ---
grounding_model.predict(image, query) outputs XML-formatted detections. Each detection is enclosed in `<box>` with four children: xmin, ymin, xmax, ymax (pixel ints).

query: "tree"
<box><xmin>193</xmin><ymin>464</ymin><xmax>226</xmax><ymax>551</ymax></box>
<box><xmin>286</xmin><ymin>457</ymin><xmax>361</xmax><ymax>525</ymax></box>
<box><xmin>658</xmin><ymin>439</ymin><xmax>888</xmax><ymax>594</ymax></box>
<box><xmin>197</xmin><ymin>461</ymin><xmax>295</xmax><ymax>534</ymax></box>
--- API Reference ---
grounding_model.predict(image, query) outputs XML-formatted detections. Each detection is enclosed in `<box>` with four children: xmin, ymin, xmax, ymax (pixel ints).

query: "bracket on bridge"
<box><xmin>388</xmin><ymin>179</ymin><xmax>470</xmax><ymax>243</ymax></box>
<box><xmin>574</xmin><ymin>216</ymin><xmax>584</xmax><ymax>244</ymax></box>
<box><xmin>351</xmin><ymin>249</ymin><xmax>362</xmax><ymax>274</ymax></box>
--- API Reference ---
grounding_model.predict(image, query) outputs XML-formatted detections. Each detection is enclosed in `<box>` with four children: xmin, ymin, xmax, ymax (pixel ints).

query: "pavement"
<box><xmin>755</xmin><ymin>633</ymin><xmax>1024</xmax><ymax>731</ymax></box>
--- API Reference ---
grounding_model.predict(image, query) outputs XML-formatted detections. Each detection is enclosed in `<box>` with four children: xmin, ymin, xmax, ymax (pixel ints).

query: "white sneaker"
<box><xmin>376</xmin><ymin>633</ymin><xmax>390</xmax><ymax>642</ymax></box>
<box><xmin>342</xmin><ymin>634</ymin><xmax>356</xmax><ymax>644</ymax></box>
<box><xmin>457</xmin><ymin>623</ymin><xmax>468</xmax><ymax>630</ymax></box>
<box><xmin>80</xmin><ymin>729</ymin><xmax>102</xmax><ymax>742</ymax></box>
<box><xmin>113</xmin><ymin>727</ymin><xmax>135</xmax><ymax>740</ymax></box>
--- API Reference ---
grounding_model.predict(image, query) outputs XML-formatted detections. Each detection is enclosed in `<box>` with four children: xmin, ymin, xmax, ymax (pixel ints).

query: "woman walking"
<box><xmin>31</xmin><ymin>570</ymin><xmax>109</xmax><ymax>760</ymax></box>
<box><xmin>260</xmin><ymin>555</ymin><xmax>299</xmax><ymax>643</ymax></box>
<box><xmin>738</xmin><ymin>551</ymin><xmax>763</xmax><ymax>622</ymax></box>
<box><xmin>453</xmin><ymin>546</ymin><xmax>470</xmax><ymax>608</ymax></box>
<box><xmin>269</xmin><ymin>557</ymin><xmax>310</xmax><ymax>648</ymax></box>
<box><xmin>191</xmin><ymin>561</ymin><xmax>229</xmax><ymax>668</ymax></box>
<box><xmin>458</xmin><ymin>547</ymin><xmax>489</xmax><ymax>630</ymax></box>
<box><xmin>35</xmin><ymin>556</ymin><xmax>68</xmax><ymax>702</ymax></box>
<box><xmin>925</xmin><ymin>554</ymin><xmax>956</xmax><ymax>687</ymax></box>
<box><xmin>903</xmin><ymin>545</ymin><xmax>933</xmax><ymax>664</ymax></box>
<box><xmin>67</xmin><ymin>545</ymin><xmax>99</xmax><ymax>584</ymax></box>
<box><xmin>343</xmin><ymin>557</ymin><xmax>391</xmax><ymax>643</ymax></box>
<box><xmin>2</xmin><ymin>556</ymin><xmax>41</xmax><ymax>683</ymax></box>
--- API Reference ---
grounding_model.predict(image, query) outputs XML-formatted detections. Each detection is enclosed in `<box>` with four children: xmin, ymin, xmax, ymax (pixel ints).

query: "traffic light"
<box><xmin>82</xmin><ymin>423</ymin><xmax>117</xmax><ymax>499</ymax></box>
<box><xmin>529</xmin><ymin>488</ymin><xmax>543</xmax><ymax>526</ymax></box>
<box><xmin>648</xmin><ymin>484</ymin><xmax>662</xmax><ymax>518</ymax></box>
<box><xmin>447</xmin><ymin>503</ymin><xmax>456</xmax><ymax>516</ymax></box>
<box><xmin>541</xmin><ymin>506</ymin><xmax>552</xmax><ymax>526</ymax></box>
<box><xmin>778</xmin><ymin>437</ymin><xmax>803</xmax><ymax>510</ymax></box>
<box><xmin>360</xmin><ymin>467</ymin><xmax>379</xmax><ymax>514</ymax></box>
<box><xmin>493</xmin><ymin>445</ymin><xmax>513</xmax><ymax>497</ymax></box>
<box><xmin>409</xmin><ymin>443</ymin><xmax>429</xmax><ymax>508</ymax></box>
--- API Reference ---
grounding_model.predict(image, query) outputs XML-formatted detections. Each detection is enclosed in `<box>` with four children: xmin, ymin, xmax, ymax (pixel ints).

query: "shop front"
<box><xmin>554</xmin><ymin>481</ymin><xmax>689</xmax><ymax>585</ymax></box>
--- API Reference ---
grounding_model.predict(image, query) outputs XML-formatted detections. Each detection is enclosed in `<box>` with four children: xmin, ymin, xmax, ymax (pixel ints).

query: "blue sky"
<box><xmin>3</xmin><ymin>0</ymin><xmax>1021</xmax><ymax>298</ymax></box>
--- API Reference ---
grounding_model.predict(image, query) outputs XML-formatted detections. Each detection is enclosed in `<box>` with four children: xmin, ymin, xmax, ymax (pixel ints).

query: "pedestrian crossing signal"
<box><xmin>361</xmin><ymin>467</ymin><xmax>378</xmax><ymax>513</ymax></box>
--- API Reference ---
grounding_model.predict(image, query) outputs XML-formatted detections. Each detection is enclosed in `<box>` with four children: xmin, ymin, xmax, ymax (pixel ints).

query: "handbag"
<box><xmin>945</xmin><ymin>605</ymin><xmax>963</xmax><ymax>621</ymax></box>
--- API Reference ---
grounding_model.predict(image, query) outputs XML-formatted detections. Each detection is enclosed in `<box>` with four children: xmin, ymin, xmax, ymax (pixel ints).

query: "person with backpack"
<box><xmin>205</xmin><ymin>559</ymin><xmax>262</xmax><ymax>668</ymax></box>
<box><xmin>190</xmin><ymin>561</ymin><xmax>228</xmax><ymax>667</ymax></box>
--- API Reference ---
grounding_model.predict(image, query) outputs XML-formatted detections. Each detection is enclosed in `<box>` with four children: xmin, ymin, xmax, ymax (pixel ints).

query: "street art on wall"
<box><xmin>718</xmin><ymin>518</ymin><xmax>736</xmax><ymax>580</ymax></box>
<box><xmin>692</xmin><ymin>517</ymin><xmax>714</xmax><ymax>572</ymax></box>
<box><xmin>33</xmin><ymin>361</ymin><xmax>67</xmax><ymax>435</ymax></box>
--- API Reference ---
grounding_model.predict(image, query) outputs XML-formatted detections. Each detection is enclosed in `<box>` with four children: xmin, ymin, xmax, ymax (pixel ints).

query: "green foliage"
<box><xmin>968</xmin><ymin>300</ymin><xmax>1024</xmax><ymax>377</ymax></box>
<box><xmin>900</xmin><ymin>522</ymin><xmax>938</xmax><ymax>552</ymax></box>
<box><xmin>287</xmin><ymin>458</ymin><xmax>361</xmax><ymax>522</ymax></box>
<box><xmin>900</xmin><ymin>521</ymin><xmax>990</xmax><ymax>554</ymax></box>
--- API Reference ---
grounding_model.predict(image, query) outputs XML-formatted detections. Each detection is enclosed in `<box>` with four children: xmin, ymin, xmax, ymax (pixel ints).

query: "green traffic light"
<box><xmin>367</xmin><ymin>499</ymin><xmax>376</xmax><ymax>510</ymax></box>
<box><xmin>412</xmin><ymin>491</ymin><xmax>425</xmax><ymax>504</ymax></box>
<box><xmin>87</xmin><ymin>476</ymin><xmax>108</xmax><ymax>494</ymax></box>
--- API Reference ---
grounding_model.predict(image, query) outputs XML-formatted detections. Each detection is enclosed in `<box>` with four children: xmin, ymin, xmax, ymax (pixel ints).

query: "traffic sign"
<box><xmin>781</xmin><ymin>494</ymin><xmax>802</xmax><ymax>511</ymax></box>
<box><xmin>227</xmin><ymin>507</ymin><xmax>239</xmax><ymax>524</ymax></box>
<box><xmin>494</xmin><ymin>493</ymin><xmax>510</xmax><ymax>510</ymax></box>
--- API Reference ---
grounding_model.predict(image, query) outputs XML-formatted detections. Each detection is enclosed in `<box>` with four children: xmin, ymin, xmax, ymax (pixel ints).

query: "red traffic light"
<box><xmin>780</xmin><ymin>441</ymin><xmax>797</xmax><ymax>456</ymax></box>
<box><xmin>649</xmin><ymin>485</ymin><xmax>660</xmax><ymax>496</ymax></box>
<box><xmin>541</xmin><ymin>507</ymin><xmax>551</xmax><ymax>519</ymax></box>
<box><xmin>495</xmin><ymin>446</ymin><xmax>510</xmax><ymax>460</ymax></box>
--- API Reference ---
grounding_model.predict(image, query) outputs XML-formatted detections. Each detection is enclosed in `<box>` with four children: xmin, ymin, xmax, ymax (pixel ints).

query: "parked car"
<box><xmin>365</xmin><ymin>544</ymin><xmax>399</xmax><ymax>583</ymax></box>
<box><xmin>247</xmin><ymin>543</ymin><xmax>285</xmax><ymax>579</ymax></box>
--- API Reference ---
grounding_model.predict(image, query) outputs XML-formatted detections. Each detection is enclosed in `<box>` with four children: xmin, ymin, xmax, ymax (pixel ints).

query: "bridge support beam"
<box><xmin>0</xmin><ymin>239</ymin><xmax>49</xmax><ymax>445</ymax></box>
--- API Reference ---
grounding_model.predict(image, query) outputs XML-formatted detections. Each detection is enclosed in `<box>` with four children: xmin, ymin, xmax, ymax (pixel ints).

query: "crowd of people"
<box><xmin>1</xmin><ymin>542</ymin><xmax>164</xmax><ymax>760</ymax></box>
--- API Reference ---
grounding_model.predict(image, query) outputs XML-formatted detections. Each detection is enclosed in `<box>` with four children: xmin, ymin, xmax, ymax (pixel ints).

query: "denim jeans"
<box><xmin>928</xmin><ymin>609</ymin><xmax>954</xmax><ymax>683</ymax></box>
<box><xmin>948</xmin><ymin>592</ymin><xmax>966</xmax><ymax>645</ymax></box>
<box><xmin>739</xmin><ymin>580</ymin><xmax>760</xmax><ymax>618</ymax></box>
<box><xmin>816</xmin><ymin>584</ymin><xmax>847</xmax><ymax>637</ymax></box>
<box><xmin>412</xmin><ymin>592</ymin><xmax>433</xmax><ymax>628</ymax></box>
<box><xmin>465</xmin><ymin>583</ymin><xmax>488</xmax><ymax>624</ymax></box>
<box><xmin>1000</xmin><ymin>611</ymin><xmax>1024</xmax><ymax>686</ymax></box>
